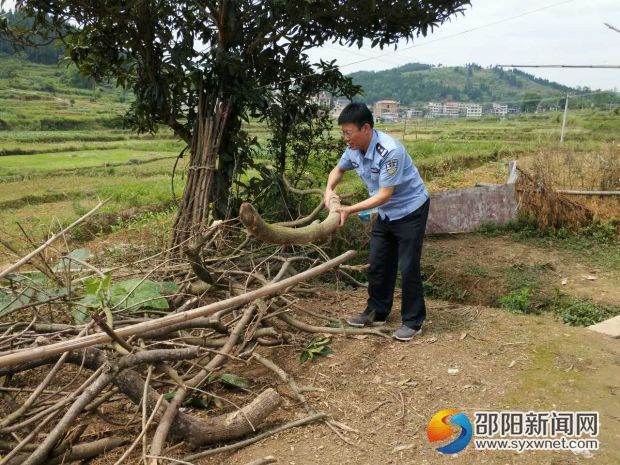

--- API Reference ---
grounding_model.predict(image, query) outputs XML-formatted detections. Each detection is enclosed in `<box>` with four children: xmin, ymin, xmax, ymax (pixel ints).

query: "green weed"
<box><xmin>547</xmin><ymin>292</ymin><xmax>619</xmax><ymax>327</ymax></box>
<box><xmin>298</xmin><ymin>336</ymin><xmax>333</xmax><ymax>364</ymax></box>
<box><xmin>463</xmin><ymin>264</ymin><xmax>490</xmax><ymax>278</ymax></box>
<box><xmin>499</xmin><ymin>287</ymin><xmax>531</xmax><ymax>314</ymax></box>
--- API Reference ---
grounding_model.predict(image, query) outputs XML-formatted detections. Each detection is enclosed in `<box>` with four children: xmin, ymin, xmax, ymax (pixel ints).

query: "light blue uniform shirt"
<box><xmin>338</xmin><ymin>129</ymin><xmax>429</xmax><ymax>221</ymax></box>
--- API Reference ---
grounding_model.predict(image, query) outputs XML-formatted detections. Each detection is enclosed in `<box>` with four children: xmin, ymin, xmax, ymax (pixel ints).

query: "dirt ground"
<box><xmin>423</xmin><ymin>234</ymin><xmax>620</xmax><ymax>307</ymax></box>
<box><xmin>174</xmin><ymin>290</ymin><xmax>620</xmax><ymax>465</ymax></box>
<box><xmin>8</xmin><ymin>289</ymin><xmax>618</xmax><ymax>465</ymax></box>
<box><xmin>4</xmin><ymin>216</ymin><xmax>618</xmax><ymax>465</ymax></box>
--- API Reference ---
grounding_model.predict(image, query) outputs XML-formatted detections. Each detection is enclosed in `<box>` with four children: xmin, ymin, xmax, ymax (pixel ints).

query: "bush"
<box><xmin>498</xmin><ymin>287</ymin><xmax>530</xmax><ymax>314</ymax></box>
<box><xmin>549</xmin><ymin>292</ymin><xmax>618</xmax><ymax>327</ymax></box>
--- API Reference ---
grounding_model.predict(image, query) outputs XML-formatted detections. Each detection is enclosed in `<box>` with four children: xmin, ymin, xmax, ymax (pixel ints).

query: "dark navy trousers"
<box><xmin>367</xmin><ymin>198</ymin><xmax>430</xmax><ymax>329</ymax></box>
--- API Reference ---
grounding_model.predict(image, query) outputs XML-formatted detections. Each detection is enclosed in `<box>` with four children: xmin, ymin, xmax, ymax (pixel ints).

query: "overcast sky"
<box><xmin>307</xmin><ymin>0</ymin><xmax>620</xmax><ymax>91</ymax></box>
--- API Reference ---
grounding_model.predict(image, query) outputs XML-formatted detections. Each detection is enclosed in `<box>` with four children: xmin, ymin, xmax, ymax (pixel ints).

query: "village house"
<box><xmin>493</xmin><ymin>103</ymin><xmax>508</xmax><ymax>116</ymax></box>
<box><xmin>427</xmin><ymin>102</ymin><xmax>443</xmax><ymax>118</ymax></box>
<box><xmin>374</xmin><ymin>99</ymin><xmax>400</xmax><ymax>119</ymax></box>
<box><xmin>311</xmin><ymin>91</ymin><xmax>331</xmax><ymax>108</ymax></box>
<box><xmin>458</xmin><ymin>103</ymin><xmax>482</xmax><ymax>118</ymax></box>
<box><xmin>330</xmin><ymin>97</ymin><xmax>351</xmax><ymax>119</ymax></box>
<box><xmin>442</xmin><ymin>101</ymin><xmax>460</xmax><ymax>118</ymax></box>
<box><xmin>406</xmin><ymin>109</ymin><xmax>424</xmax><ymax>118</ymax></box>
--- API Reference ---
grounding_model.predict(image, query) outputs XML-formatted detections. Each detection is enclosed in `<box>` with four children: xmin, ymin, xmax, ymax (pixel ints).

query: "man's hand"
<box><xmin>336</xmin><ymin>206</ymin><xmax>350</xmax><ymax>227</ymax></box>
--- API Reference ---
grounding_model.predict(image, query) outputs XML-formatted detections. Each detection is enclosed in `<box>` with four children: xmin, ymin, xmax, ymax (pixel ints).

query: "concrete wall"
<box><xmin>426</xmin><ymin>184</ymin><xmax>518</xmax><ymax>234</ymax></box>
<box><xmin>425</xmin><ymin>162</ymin><xmax>519</xmax><ymax>234</ymax></box>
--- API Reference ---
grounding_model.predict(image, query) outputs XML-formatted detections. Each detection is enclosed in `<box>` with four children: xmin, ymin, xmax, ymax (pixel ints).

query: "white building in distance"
<box><xmin>493</xmin><ymin>103</ymin><xmax>508</xmax><ymax>116</ymax></box>
<box><xmin>427</xmin><ymin>102</ymin><xmax>443</xmax><ymax>118</ymax></box>
<box><xmin>311</xmin><ymin>91</ymin><xmax>331</xmax><ymax>108</ymax></box>
<box><xmin>442</xmin><ymin>101</ymin><xmax>460</xmax><ymax>118</ymax></box>
<box><xmin>458</xmin><ymin>103</ymin><xmax>482</xmax><ymax>118</ymax></box>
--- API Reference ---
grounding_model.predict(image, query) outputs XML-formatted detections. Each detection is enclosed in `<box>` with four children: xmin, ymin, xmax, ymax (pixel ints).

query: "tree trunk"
<box><xmin>171</xmin><ymin>89</ymin><xmax>232</xmax><ymax>254</ymax></box>
<box><xmin>212</xmin><ymin>106</ymin><xmax>242</xmax><ymax>220</ymax></box>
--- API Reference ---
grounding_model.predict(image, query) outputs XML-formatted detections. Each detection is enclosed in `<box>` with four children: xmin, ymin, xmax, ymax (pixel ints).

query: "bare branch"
<box><xmin>0</xmin><ymin>198</ymin><xmax>110</xmax><ymax>279</ymax></box>
<box><xmin>0</xmin><ymin>250</ymin><xmax>356</xmax><ymax>368</ymax></box>
<box><xmin>604</xmin><ymin>22</ymin><xmax>620</xmax><ymax>34</ymax></box>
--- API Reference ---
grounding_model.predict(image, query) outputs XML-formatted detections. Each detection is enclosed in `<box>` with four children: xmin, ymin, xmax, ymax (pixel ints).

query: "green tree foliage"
<box><xmin>521</xmin><ymin>92</ymin><xmax>542</xmax><ymax>112</ymax></box>
<box><xmin>4</xmin><ymin>0</ymin><xmax>471</xmax><ymax>247</ymax></box>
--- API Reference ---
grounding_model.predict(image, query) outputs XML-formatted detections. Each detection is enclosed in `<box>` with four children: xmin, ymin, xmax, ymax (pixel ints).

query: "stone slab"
<box><xmin>588</xmin><ymin>315</ymin><xmax>620</xmax><ymax>338</ymax></box>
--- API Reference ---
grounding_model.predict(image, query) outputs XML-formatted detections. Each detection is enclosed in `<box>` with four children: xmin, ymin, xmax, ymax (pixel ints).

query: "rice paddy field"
<box><xmin>0</xmin><ymin>55</ymin><xmax>618</xmax><ymax>258</ymax></box>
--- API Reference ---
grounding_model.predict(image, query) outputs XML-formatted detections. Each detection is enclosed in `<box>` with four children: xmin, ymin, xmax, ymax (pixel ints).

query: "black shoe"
<box><xmin>346</xmin><ymin>310</ymin><xmax>386</xmax><ymax>327</ymax></box>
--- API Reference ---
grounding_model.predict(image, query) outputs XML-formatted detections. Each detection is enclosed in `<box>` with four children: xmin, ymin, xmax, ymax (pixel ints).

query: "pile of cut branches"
<box><xmin>516</xmin><ymin>167</ymin><xmax>593</xmax><ymax>231</ymax></box>
<box><xmin>0</xmin><ymin>199</ymin><xmax>381</xmax><ymax>464</ymax></box>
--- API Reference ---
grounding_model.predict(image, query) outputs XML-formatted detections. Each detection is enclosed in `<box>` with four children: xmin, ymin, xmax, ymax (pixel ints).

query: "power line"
<box><xmin>605</xmin><ymin>22</ymin><xmax>620</xmax><ymax>34</ymax></box>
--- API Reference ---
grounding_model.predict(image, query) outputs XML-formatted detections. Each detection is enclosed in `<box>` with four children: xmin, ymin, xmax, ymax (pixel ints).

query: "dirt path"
<box><xmin>190</xmin><ymin>290</ymin><xmax>620</xmax><ymax>465</ymax></box>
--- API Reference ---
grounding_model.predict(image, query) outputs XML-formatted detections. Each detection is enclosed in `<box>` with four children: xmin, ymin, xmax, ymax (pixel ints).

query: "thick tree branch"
<box><xmin>239</xmin><ymin>196</ymin><xmax>341</xmax><ymax>245</ymax></box>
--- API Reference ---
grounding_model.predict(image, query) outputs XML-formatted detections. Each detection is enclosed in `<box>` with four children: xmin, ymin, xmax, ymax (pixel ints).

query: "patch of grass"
<box><xmin>0</xmin><ymin>149</ymin><xmax>178</xmax><ymax>176</ymax></box>
<box><xmin>110</xmin><ymin>207</ymin><xmax>176</xmax><ymax>234</ymax></box>
<box><xmin>423</xmin><ymin>272</ymin><xmax>467</xmax><ymax>302</ymax></box>
<box><xmin>503</xmin><ymin>263</ymin><xmax>546</xmax><ymax>292</ymax></box>
<box><xmin>463</xmin><ymin>264</ymin><xmax>490</xmax><ymax>278</ymax></box>
<box><xmin>498</xmin><ymin>287</ymin><xmax>531</xmax><ymax>314</ymax></box>
<box><xmin>547</xmin><ymin>292</ymin><xmax>619</xmax><ymax>327</ymax></box>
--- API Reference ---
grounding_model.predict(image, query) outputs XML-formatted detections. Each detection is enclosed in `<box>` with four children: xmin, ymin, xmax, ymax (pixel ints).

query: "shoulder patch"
<box><xmin>375</xmin><ymin>143</ymin><xmax>388</xmax><ymax>158</ymax></box>
<box><xmin>385</xmin><ymin>158</ymin><xmax>399</xmax><ymax>175</ymax></box>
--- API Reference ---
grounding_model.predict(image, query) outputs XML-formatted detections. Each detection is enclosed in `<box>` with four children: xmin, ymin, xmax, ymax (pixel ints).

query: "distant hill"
<box><xmin>0</xmin><ymin>55</ymin><xmax>128</xmax><ymax>131</ymax></box>
<box><xmin>0</xmin><ymin>10</ymin><xmax>65</xmax><ymax>65</ymax></box>
<box><xmin>348</xmin><ymin>63</ymin><xmax>576</xmax><ymax>107</ymax></box>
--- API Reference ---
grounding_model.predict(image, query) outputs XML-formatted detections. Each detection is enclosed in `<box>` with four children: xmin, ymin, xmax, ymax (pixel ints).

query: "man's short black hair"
<box><xmin>337</xmin><ymin>102</ymin><xmax>374</xmax><ymax>128</ymax></box>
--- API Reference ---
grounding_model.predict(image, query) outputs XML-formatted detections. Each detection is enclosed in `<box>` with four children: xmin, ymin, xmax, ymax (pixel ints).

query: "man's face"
<box><xmin>341</xmin><ymin>122</ymin><xmax>372</xmax><ymax>151</ymax></box>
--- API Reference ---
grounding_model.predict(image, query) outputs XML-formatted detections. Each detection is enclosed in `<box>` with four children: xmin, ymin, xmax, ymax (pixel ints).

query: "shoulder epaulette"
<box><xmin>376</xmin><ymin>143</ymin><xmax>388</xmax><ymax>158</ymax></box>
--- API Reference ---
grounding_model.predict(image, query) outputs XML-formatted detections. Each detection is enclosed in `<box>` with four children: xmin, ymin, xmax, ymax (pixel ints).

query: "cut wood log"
<box><xmin>53</xmin><ymin>347</ymin><xmax>283</xmax><ymax>449</ymax></box>
<box><xmin>556</xmin><ymin>190</ymin><xmax>620</xmax><ymax>196</ymax></box>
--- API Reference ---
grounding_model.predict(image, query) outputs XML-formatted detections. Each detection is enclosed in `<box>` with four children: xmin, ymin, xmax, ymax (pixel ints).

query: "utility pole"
<box><xmin>560</xmin><ymin>93</ymin><xmax>569</xmax><ymax>144</ymax></box>
<box><xmin>402</xmin><ymin>116</ymin><xmax>407</xmax><ymax>141</ymax></box>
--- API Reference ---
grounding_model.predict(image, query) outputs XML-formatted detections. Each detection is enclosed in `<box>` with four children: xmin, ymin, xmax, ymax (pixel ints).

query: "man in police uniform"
<box><xmin>324</xmin><ymin>103</ymin><xmax>430</xmax><ymax>341</ymax></box>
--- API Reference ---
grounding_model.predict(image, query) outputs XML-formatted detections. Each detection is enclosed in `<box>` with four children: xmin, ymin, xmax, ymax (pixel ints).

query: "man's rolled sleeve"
<box><xmin>337</xmin><ymin>151</ymin><xmax>354</xmax><ymax>171</ymax></box>
<box><xmin>379</xmin><ymin>149</ymin><xmax>405</xmax><ymax>187</ymax></box>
